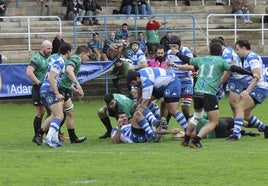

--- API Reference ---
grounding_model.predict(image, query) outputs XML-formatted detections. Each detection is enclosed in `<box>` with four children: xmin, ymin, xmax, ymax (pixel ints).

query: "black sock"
<box><xmin>33</xmin><ymin>116</ymin><xmax>42</xmax><ymax>135</ymax></box>
<box><xmin>36</xmin><ymin>128</ymin><xmax>45</xmax><ymax>136</ymax></box>
<box><xmin>192</xmin><ymin>136</ymin><xmax>201</xmax><ymax>144</ymax></box>
<box><xmin>184</xmin><ymin>134</ymin><xmax>191</xmax><ymax>143</ymax></box>
<box><xmin>101</xmin><ymin>117</ymin><xmax>112</xmax><ymax>133</ymax></box>
<box><xmin>68</xmin><ymin>129</ymin><xmax>77</xmax><ymax>141</ymax></box>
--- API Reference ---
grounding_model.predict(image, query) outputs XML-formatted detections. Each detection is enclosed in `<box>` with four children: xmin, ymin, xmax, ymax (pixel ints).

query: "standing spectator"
<box><xmin>119</xmin><ymin>0</ymin><xmax>139</xmax><ymax>20</ymax></box>
<box><xmin>160</xmin><ymin>31</ymin><xmax>172</xmax><ymax>51</ymax></box>
<box><xmin>171</xmin><ymin>42</ymin><xmax>256</xmax><ymax>148</ymax></box>
<box><xmin>110</xmin><ymin>58</ymin><xmax>129</xmax><ymax>94</ymax></box>
<box><xmin>40</xmin><ymin>42</ymin><xmax>72</xmax><ymax>148</ymax></box>
<box><xmin>52</xmin><ymin>32</ymin><xmax>65</xmax><ymax>54</ymax></box>
<box><xmin>87</xmin><ymin>32</ymin><xmax>108</xmax><ymax>61</ymax></box>
<box><xmin>37</xmin><ymin>0</ymin><xmax>52</xmax><ymax>19</ymax></box>
<box><xmin>83</xmin><ymin>0</ymin><xmax>102</xmax><ymax>26</ymax></box>
<box><xmin>148</xmin><ymin>45</ymin><xmax>167</xmax><ymax>68</ymax></box>
<box><xmin>64</xmin><ymin>0</ymin><xmax>85</xmax><ymax>26</ymax></box>
<box><xmin>0</xmin><ymin>0</ymin><xmax>7</xmax><ymax>22</ymax></box>
<box><xmin>136</xmin><ymin>32</ymin><xmax>148</xmax><ymax>55</ymax></box>
<box><xmin>227</xmin><ymin>39</ymin><xmax>268</xmax><ymax>141</ymax></box>
<box><xmin>26</xmin><ymin>40</ymin><xmax>52</xmax><ymax>145</ymax></box>
<box><xmin>232</xmin><ymin>0</ymin><xmax>252</xmax><ymax>24</ymax></box>
<box><xmin>102</xmin><ymin>32</ymin><xmax>124</xmax><ymax>60</ymax></box>
<box><xmin>138</xmin><ymin>0</ymin><xmax>153</xmax><ymax>19</ymax></box>
<box><xmin>146</xmin><ymin>18</ymin><xmax>167</xmax><ymax>58</ymax></box>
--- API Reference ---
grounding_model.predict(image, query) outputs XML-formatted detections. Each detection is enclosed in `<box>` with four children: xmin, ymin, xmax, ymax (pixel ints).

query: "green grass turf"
<box><xmin>1</xmin><ymin>97</ymin><xmax>268</xmax><ymax>186</ymax></box>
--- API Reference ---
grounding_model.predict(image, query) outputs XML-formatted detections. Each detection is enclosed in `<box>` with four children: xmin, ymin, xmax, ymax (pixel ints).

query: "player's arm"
<box><xmin>66</xmin><ymin>65</ymin><xmax>84</xmax><ymax>97</ymax></box>
<box><xmin>111</xmin><ymin>127</ymin><xmax>122</xmax><ymax>144</ymax></box>
<box><xmin>26</xmin><ymin>65</ymin><xmax>41</xmax><ymax>85</ymax></box>
<box><xmin>243</xmin><ymin>67</ymin><xmax>261</xmax><ymax>94</ymax></box>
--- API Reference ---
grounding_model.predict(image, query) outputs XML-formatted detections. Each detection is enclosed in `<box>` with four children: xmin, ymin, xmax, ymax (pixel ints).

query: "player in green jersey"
<box><xmin>169</xmin><ymin>41</ymin><xmax>258</xmax><ymax>148</ymax></box>
<box><xmin>97</xmin><ymin>93</ymin><xmax>135</xmax><ymax>139</ymax></box>
<box><xmin>26</xmin><ymin>40</ymin><xmax>52</xmax><ymax>144</ymax></box>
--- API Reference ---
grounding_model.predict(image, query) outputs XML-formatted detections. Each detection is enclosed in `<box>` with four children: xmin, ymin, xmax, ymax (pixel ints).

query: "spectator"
<box><xmin>62</xmin><ymin>0</ymin><xmax>68</xmax><ymax>6</ymax></box>
<box><xmin>87</xmin><ymin>32</ymin><xmax>108</xmax><ymax>61</ymax></box>
<box><xmin>110</xmin><ymin>58</ymin><xmax>129</xmax><ymax>94</ymax></box>
<box><xmin>37</xmin><ymin>0</ymin><xmax>51</xmax><ymax>20</ymax></box>
<box><xmin>216</xmin><ymin>0</ymin><xmax>224</xmax><ymax>5</ymax></box>
<box><xmin>0</xmin><ymin>0</ymin><xmax>7</xmax><ymax>22</ymax></box>
<box><xmin>83</xmin><ymin>0</ymin><xmax>102</xmax><ymax>26</ymax></box>
<box><xmin>232</xmin><ymin>0</ymin><xmax>252</xmax><ymax>24</ymax></box>
<box><xmin>115</xmin><ymin>23</ymin><xmax>130</xmax><ymax>45</ymax></box>
<box><xmin>119</xmin><ymin>0</ymin><xmax>139</xmax><ymax>20</ymax></box>
<box><xmin>102</xmin><ymin>32</ymin><xmax>124</xmax><ymax>60</ymax></box>
<box><xmin>64</xmin><ymin>0</ymin><xmax>85</xmax><ymax>26</ymax></box>
<box><xmin>160</xmin><ymin>31</ymin><xmax>172</xmax><ymax>51</ymax></box>
<box><xmin>146</xmin><ymin>18</ymin><xmax>168</xmax><ymax>58</ymax></box>
<box><xmin>148</xmin><ymin>45</ymin><xmax>167</xmax><ymax>68</ymax></box>
<box><xmin>52</xmin><ymin>33</ymin><xmax>65</xmax><ymax>54</ymax></box>
<box><xmin>136</xmin><ymin>32</ymin><xmax>148</xmax><ymax>55</ymax></box>
<box><xmin>138</xmin><ymin>0</ymin><xmax>153</xmax><ymax>19</ymax></box>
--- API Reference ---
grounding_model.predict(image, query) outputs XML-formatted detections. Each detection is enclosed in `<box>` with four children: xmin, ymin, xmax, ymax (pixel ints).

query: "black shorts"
<box><xmin>58</xmin><ymin>87</ymin><xmax>72</xmax><ymax>102</ymax></box>
<box><xmin>32</xmin><ymin>84</ymin><xmax>42</xmax><ymax>106</ymax></box>
<box><xmin>214</xmin><ymin>117</ymin><xmax>234</xmax><ymax>138</ymax></box>
<box><xmin>193</xmin><ymin>92</ymin><xmax>219</xmax><ymax>112</ymax></box>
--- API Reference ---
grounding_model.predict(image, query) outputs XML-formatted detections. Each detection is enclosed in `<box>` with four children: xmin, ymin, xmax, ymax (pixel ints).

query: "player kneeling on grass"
<box><xmin>111</xmin><ymin>111</ymin><xmax>162</xmax><ymax>143</ymax></box>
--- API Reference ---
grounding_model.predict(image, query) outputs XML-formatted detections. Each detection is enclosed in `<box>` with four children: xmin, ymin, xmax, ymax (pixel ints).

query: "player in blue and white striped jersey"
<box><xmin>127</xmin><ymin>67</ymin><xmax>188</xmax><ymax>132</ymax></box>
<box><xmin>166</xmin><ymin>35</ymin><xmax>194</xmax><ymax>120</ymax></box>
<box><xmin>228</xmin><ymin>39</ymin><xmax>268</xmax><ymax>140</ymax></box>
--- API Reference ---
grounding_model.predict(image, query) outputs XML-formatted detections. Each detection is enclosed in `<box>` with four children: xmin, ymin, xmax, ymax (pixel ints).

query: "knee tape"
<box><xmin>189</xmin><ymin>112</ymin><xmax>203</xmax><ymax>126</ymax></box>
<box><xmin>64</xmin><ymin>104</ymin><xmax>74</xmax><ymax>112</ymax></box>
<box><xmin>180</xmin><ymin>98</ymin><xmax>192</xmax><ymax>106</ymax></box>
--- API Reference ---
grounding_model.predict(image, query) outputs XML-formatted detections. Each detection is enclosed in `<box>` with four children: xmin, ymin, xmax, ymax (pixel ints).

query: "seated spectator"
<box><xmin>52</xmin><ymin>33</ymin><xmax>65</xmax><ymax>54</ymax></box>
<box><xmin>62</xmin><ymin>0</ymin><xmax>68</xmax><ymax>6</ymax></box>
<box><xmin>119</xmin><ymin>0</ymin><xmax>139</xmax><ymax>20</ymax></box>
<box><xmin>160</xmin><ymin>31</ymin><xmax>172</xmax><ymax>51</ymax></box>
<box><xmin>83</xmin><ymin>0</ymin><xmax>102</xmax><ymax>26</ymax></box>
<box><xmin>215</xmin><ymin>0</ymin><xmax>224</xmax><ymax>5</ymax></box>
<box><xmin>37</xmin><ymin>0</ymin><xmax>52</xmax><ymax>19</ymax></box>
<box><xmin>87</xmin><ymin>33</ymin><xmax>108</xmax><ymax>61</ymax></box>
<box><xmin>0</xmin><ymin>0</ymin><xmax>7</xmax><ymax>22</ymax></box>
<box><xmin>136</xmin><ymin>32</ymin><xmax>148</xmax><ymax>55</ymax></box>
<box><xmin>261</xmin><ymin>7</ymin><xmax>268</xmax><ymax>24</ymax></box>
<box><xmin>103</xmin><ymin>32</ymin><xmax>124</xmax><ymax>60</ymax></box>
<box><xmin>115</xmin><ymin>23</ymin><xmax>130</xmax><ymax>45</ymax></box>
<box><xmin>138</xmin><ymin>0</ymin><xmax>153</xmax><ymax>19</ymax></box>
<box><xmin>232</xmin><ymin>0</ymin><xmax>252</xmax><ymax>24</ymax></box>
<box><xmin>64</xmin><ymin>0</ymin><xmax>85</xmax><ymax>26</ymax></box>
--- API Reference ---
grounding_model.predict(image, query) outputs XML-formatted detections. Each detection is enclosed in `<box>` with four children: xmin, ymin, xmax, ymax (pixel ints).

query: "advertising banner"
<box><xmin>0</xmin><ymin>61</ymin><xmax>114</xmax><ymax>98</ymax></box>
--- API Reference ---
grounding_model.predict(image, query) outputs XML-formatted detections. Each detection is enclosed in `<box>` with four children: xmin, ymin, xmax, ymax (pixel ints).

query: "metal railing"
<box><xmin>73</xmin><ymin>14</ymin><xmax>196</xmax><ymax>50</ymax></box>
<box><xmin>0</xmin><ymin>16</ymin><xmax>62</xmax><ymax>51</ymax></box>
<box><xmin>206</xmin><ymin>13</ymin><xmax>268</xmax><ymax>46</ymax></box>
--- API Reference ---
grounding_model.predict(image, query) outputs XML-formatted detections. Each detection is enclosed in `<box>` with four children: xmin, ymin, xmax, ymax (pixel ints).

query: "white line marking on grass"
<box><xmin>70</xmin><ymin>180</ymin><xmax>97</xmax><ymax>184</ymax></box>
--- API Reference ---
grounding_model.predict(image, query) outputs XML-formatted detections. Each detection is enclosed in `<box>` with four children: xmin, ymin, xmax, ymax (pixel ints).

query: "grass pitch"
<box><xmin>1</xmin><ymin>97</ymin><xmax>268</xmax><ymax>186</ymax></box>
